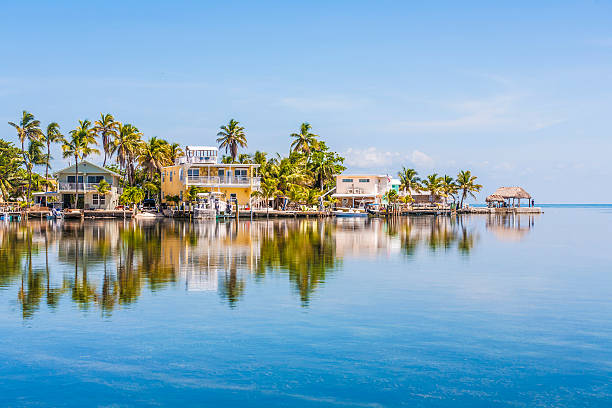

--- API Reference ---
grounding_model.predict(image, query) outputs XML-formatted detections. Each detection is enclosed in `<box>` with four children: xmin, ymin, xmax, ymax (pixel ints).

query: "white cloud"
<box><xmin>344</xmin><ymin>147</ymin><xmax>401</xmax><ymax>168</ymax></box>
<box><xmin>344</xmin><ymin>147</ymin><xmax>434</xmax><ymax>170</ymax></box>
<box><xmin>410</xmin><ymin>150</ymin><xmax>434</xmax><ymax>168</ymax></box>
<box><xmin>388</xmin><ymin>93</ymin><xmax>565</xmax><ymax>133</ymax></box>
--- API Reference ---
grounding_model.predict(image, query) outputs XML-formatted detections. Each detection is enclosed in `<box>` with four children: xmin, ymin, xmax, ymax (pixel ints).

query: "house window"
<box><xmin>162</xmin><ymin>172</ymin><xmax>165</xmax><ymax>182</ymax></box>
<box><xmin>88</xmin><ymin>175</ymin><xmax>104</xmax><ymax>183</ymax></box>
<box><xmin>342</xmin><ymin>178</ymin><xmax>353</xmax><ymax>183</ymax></box>
<box><xmin>230</xmin><ymin>193</ymin><xmax>237</xmax><ymax>202</ymax></box>
<box><xmin>179</xmin><ymin>168</ymin><xmax>184</xmax><ymax>181</ymax></box>
<box><xmin>187</xmin><ymin>169</ymin><xmax>200</xmax><ymax>177</ymax></box>
<box><xmin>359</xmin><ymin>179</ymin><xmax>370</xmax><ymax>183</ymax></box>
<box><xmin>92</xmin><ymin>194</ymin><xmax>106</xmax><ymax>206</ymax></box>
<box><xmin>169</xmin><ymin>171</ymin><xmax>173</xmax><ymax>182</ymax></box>
<box><xmin>234</xmin><ymin>169</ymin><xmax>247</xmax><ymax>180</ymax></box>
<box><xmin>218</xmin><ymin>169</ymin><xmax>225</xmax><ymax>177</ymax></box>
<box><xmin>67</xmin><ymin>176</ymin><xmax>83</xmax><ymax>183</ymax></box>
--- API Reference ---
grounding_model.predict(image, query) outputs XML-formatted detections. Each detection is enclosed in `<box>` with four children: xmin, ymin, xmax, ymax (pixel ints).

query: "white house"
<box><xmin>331</xmin><ymin>174</ymin><xmax>391</xmax><ymax>208</ymax></box>
<box><xmin>52</xmin><ymin>160</ymin><xmax>123</xmax><ymax>210</ymax></box>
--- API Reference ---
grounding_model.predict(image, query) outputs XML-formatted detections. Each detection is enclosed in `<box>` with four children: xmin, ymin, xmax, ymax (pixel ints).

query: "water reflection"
<box><xmin>0</xmin><ymin>215</ymin><xmax>536</xmax><ymax>318</ymax></box>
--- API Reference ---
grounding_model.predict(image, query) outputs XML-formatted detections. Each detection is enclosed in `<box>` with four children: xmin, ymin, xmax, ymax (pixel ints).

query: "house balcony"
<box><xmin>186</xmin><ymin>176</ymin><xmax>261</xmax><ymax>187</ymax></box>
<box><xmin>58</xmin><ymin>182</ymin><xmax>122</xmax><ymax>194</ymax></box>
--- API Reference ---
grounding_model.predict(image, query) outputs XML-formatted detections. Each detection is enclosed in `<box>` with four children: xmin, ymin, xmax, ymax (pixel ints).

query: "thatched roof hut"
<box><xmin>487</xmin><ymin>186</ymin><xmax>533</xmax><ymax>207</ymax></box>
<box><xmin>492</xmin><ymin>187</ymin><xmax>531</xmax><ymax>199</ymax></box>
<box><xmin>485</xmin><ymin>194</ymin><xmax>505</xmax><ymax>203</ymax></box>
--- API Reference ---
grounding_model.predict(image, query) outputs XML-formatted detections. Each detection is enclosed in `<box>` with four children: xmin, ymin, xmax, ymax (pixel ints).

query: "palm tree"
<box><xmin>93</xmin><ymin>113</ymin><xmax>118</xmax><ymax>167</ymax></box>
<box><xmin>216</xmin><ymin>119</ymin><xmax>247</xmax><ymax>162</ymax></box>
<box><xmin>397</xmin><ymin>167</ymin><xmax>421</xmax><ymax>201</ymax></box>
<box><xmin>62</xmin><ymin>120</ymin><xmax>100</xmax><ymax>209</ymax></box>
<box><xmin>8</xmin><ymin>111</ymin><xmax>44</xmax><ymax>201</ymax></box>
<box><xmin>253</xmin><ymin>151</ymin><xmax>268</xmax><ymax>166</ymax></box>
<box><xmin>253</xmin><ymin>178</ymin><xmax>279</xmax><ymax>218</ymax></box>
<box><xmin>139</xmin><ymin>137</ymin><xmax>171</xmax><ymax>206</ymax></box>
<box><xmin>112</xmin><ymin>123</ymin><xmax>143</xmax><ymax>186</ymax></box>
<box><xmin>456</xmin><ymin>170</ymin><xmax>483</xmax><ymax>208</ymax></box>
<box><xmin>440</xmin><ymin>175</ymin><xmax>458</xmax><ymax>205</ymax></box>
<box><xmin>421</xmin><ymin>173</ymin><xmax>442</xmax><ymax>204</ymax></box>
<box><xmin>168</xmin><ymin>143</ymin><xmax>184</xmax><ymax>163</ymax></box>
<box><xmin>290</xmin><ymin>122</ymin><xmax>319</xmax><ymax>155</ymax></box>
<box><xmin>238</xmin><ymin>153</ymin><xmax>252</xmax><ymax>164</ymax></box>
<box><xmin>27</xmin><ymin>140</ymin><xmax>47</xmax><ymax>193</ymax></box>
<box><xmin>43</xmin><ymin>122</ymin><xmax>63</xmax><ymax>192</ymax></box>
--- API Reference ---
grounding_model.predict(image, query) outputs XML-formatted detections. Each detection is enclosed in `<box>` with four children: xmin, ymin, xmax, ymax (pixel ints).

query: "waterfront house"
<box><xmin>52</xmin><ymin>160</ymin><xmax>122</xmax><ymax>209</ymax></box>
<box><xmin>160</xmin><ymin>146</ymin><xmax>260</xmax><ymax>206</ymax></box>
<box><xmin>331</xmin><ymin>174</ymin><xmax>391</xmax><ymax>208</ymax></box>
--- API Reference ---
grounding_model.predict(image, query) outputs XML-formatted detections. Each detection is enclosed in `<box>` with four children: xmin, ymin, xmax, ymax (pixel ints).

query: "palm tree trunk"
<box><xmin>75</xmin><ymin>156</ymin><xmax>79</xmax><ymax>209</ymax></box>
<box><xmin>45</xmin><ymin>141</ymin><xmax>51</xmax><ymax>193</ymax></box>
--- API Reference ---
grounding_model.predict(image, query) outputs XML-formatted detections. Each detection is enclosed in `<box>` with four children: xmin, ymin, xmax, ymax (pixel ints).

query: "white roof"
<box><xmin>335</xmin><ymin>174</ymin><xmax>389</xmax><ymax>179</ymax></box>
<box><xmin>332</xmin><ymin>193</ymin><xmax>378</xmax><ymax>198</ymax></box>
<box><xmin>186</xmin><ymin>146</ymin><xmax>218</xmax><ymax>151</ymax></box>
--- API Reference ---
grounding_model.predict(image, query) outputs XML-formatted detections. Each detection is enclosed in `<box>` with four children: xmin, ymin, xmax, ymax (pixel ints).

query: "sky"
<box><xmin>1</xmin><ymin>0</ymin><xmax>611</xmax><ymax>203</ymax></box>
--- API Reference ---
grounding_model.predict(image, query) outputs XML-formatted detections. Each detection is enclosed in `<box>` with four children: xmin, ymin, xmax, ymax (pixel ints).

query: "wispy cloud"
<box><xmin>344</xmin><ymin>147</ymin><xmax>434</xmax><ymax>169</ymax></box>
<box><xmin>388</xmin><ymin>92</ymin><xmax>565</xmax><ymax>133</ymax></box>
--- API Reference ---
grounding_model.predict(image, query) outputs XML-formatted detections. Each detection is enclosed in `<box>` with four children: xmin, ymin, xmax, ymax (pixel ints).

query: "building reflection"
<box><xmin>0</xmin><ymin>214</ymin><xmax>535</xmax><ymax>318</ymax></box>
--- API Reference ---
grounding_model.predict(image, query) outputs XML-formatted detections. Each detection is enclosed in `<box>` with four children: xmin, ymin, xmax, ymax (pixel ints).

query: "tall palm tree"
<box><xmin>216</xmin><ymin>119</ymin><xmax>247</xmax><ymax>162</ymax></box>
<box><xmin>139</xmin><ymin>137</ymin><xmax>171</xmax><ymax>206</ymax></box>
<box><xmin>397</xmin><ymin>167</ymin><xmax>421</xmax><ymax>201</ymax></box>
<box><xmin>43</xmin><ymin>122</ymin><xmax>63</xmax><ymax>192</ymax></box>
<box><xmin>62</xmin><ymin>120</ymin><xmax>99</xmax><ymax>209</ymax></box>
<box><xmin>456</xmin><ymin>170</ymin><xmax>482</xmax><ymax>208</ymax></box>
<box><xmin>93</xmin><ymin>113</ymin><xmax>118</xmax><ymax>167</ymax></box>
<box><xmin>439</xmin><ymin>175</ymin><xmax>458</xmax><ymax>205</ymax></box>
<box><xmin>8</xmin><ymin>111</ymin><xmax>44</xmax><ymax>201</ymax></box>
<box><xmin>290</xmin><ymin>122</ymin><xmax>319</xmax><ymax>155</ymax></box>
<box><xmin>112</xmin><ymin>123</ymin><xmax>143</xmax><ymax>186</ymax></box>
<box><xmin>420</xmin><ymin>173</ymin><xmax>442</xmax><ymax>204</ymax></box>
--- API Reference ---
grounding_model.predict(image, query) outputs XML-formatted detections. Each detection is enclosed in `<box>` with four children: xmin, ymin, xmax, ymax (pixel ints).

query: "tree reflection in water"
<box><xmin>0</xmin><ymin>214</ymin><xmax>534</xmax><ymax>318</ymax></box>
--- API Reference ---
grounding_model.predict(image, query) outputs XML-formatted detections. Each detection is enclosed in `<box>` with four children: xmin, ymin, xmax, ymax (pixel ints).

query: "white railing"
<box><xmin>58</xmin><ymin>182</ymin><xmax>121</xmax><ymax>193</ymax></box>
<box><xmin>186</xmin><ymin>176</ymin><xmax>261</xmax><ymax>186</ymax></box>
<box><xmin>175</xmin><ymin>156</ymin><xmax>217</xmax><ymax>165</ymax></box>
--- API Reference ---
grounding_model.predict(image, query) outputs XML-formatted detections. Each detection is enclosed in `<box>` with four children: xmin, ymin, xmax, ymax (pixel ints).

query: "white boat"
<box><xmin>135</xmin><ymin>211</ymin><xmax>165</xmax><ymax>220</ymax></box>
<box><xmin>333</xmin><ymin>209</ymin><xmax>368</xmax><ymax>217</ymax></box>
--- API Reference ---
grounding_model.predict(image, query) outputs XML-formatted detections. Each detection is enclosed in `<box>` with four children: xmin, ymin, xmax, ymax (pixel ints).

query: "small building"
<box><xmin>332</xmin><ymin>174</ymin><xmax>391</xmax><ymax>208</ymax></box>
<box><xmin>53</xmin><ymin>160</ymin><xmax>122</xmax><ymax>209</ymax></box>
<box><xmin>160</xmin><ymin>145</ymin><xmax>260</xmax><ymax>206</ymax></box>
<box><xmin>487</xmin><ymin>186</ymin><xmax>533</xmax><ymax>207</ymax></box>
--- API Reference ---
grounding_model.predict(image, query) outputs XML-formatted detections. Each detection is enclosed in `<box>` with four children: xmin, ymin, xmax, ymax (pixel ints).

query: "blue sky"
<box><xmin>1</xmin><ymin>1</ymin><xmax>611</xmax><ymax>203</ymax></box>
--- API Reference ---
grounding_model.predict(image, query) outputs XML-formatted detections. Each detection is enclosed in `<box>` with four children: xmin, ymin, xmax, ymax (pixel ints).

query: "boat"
<box><xmin>134</xmin><ymin>211</ymin><xmax>165</xmax><ymax>220</ymax></box>
<box><xmin>333</xmin><ymin>209</ymin><xmax>368</xmax><ymax>218</ymax></box>
<box><xmin>62</xmin><ymin>209</ymin><xmax>82</xmax><ymax>219</ymax></box>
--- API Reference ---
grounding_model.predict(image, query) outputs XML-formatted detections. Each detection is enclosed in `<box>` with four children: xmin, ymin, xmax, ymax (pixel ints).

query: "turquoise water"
<box><xmin>1</xmin><ymin>206</ymin><xmax>611</xmax><ymax>407</ymax></box>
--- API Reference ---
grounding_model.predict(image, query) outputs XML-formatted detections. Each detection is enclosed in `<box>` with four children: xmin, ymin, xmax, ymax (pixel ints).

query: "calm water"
<box><xmin>1</xmin><ymin>207</ymin><xmax>611</xmax><ymax>407</ymax></box>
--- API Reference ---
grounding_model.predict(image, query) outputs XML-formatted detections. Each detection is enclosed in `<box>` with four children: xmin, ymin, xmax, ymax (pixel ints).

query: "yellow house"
<box><xmin>161</xmin><ymin>146</ymin><xmax>260</xmax><ymax>206</ymax></box>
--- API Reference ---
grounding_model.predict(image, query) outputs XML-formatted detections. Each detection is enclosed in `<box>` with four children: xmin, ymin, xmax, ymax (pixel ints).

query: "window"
<box><xmin>169</xmin><ymin>171</ymin><xmax>173</xmax><ymax>182</ymax></box>
<box><xmin>179</xmin><ymin>168</ymin><xmax>184</xmax><ymax>181</ymax></box>
<box><xmin>88</xmin><ymin>175</ymin><xmax>104</xmax><ymax>183</ymax></box>
<box><xmin>359</xmin><ymin>179</ymin><xmax>370</xmax><ymax>183</ymax></box>
<box><xmin>342</xmin><ymin>178</ymin><xmax>353</xmax><ymax>183</ymax></box>
<box><xmin>67</xmin><ymin>176</ymin><xmax>83</xmax><ymax>183</ymax></box>
<box><xmin>218</xmin><ymin>169</ymin><xmax>225</xmax><ymax>177</ymax></box>
<box><xmin>162</xmin><ymin>172</ymin><xmax>165</xmax><ymax>182</ymax></box>
<box><xmin>92</xmin><ymin>194</ymin><xmax>105</xmax><ymax>206</ymax></box>
<box><xmin>230</xmin><ymin>193</ymin><xmax>237</xmax><ymax>202</ymax></box>
<box><xmin>187</xmin><ymin>169</ymin><xmax>200</xmax><ymax>177</ymax></box>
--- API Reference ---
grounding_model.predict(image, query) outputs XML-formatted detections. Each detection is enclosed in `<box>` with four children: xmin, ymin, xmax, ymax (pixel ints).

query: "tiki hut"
<box><xmin>489</xmin><ymin>186</ymin><xmax>532</xmax><ymax>207</ymax></box>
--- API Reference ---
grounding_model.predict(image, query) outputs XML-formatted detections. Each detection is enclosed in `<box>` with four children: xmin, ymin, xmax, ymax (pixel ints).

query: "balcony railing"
<box><xmin>58</xmin><ymin>182</ymin><xmax>121</xmax><ymax>193</ymax></box>
<box><xmin>175</xmin><ymin>156</ymin><xmax>217</xmax><ymax>165</ymax></box>
<box><xmin>186</xmin><ymin>176</ymin><xmax>261</xmax><ymax>186</ymax></box>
